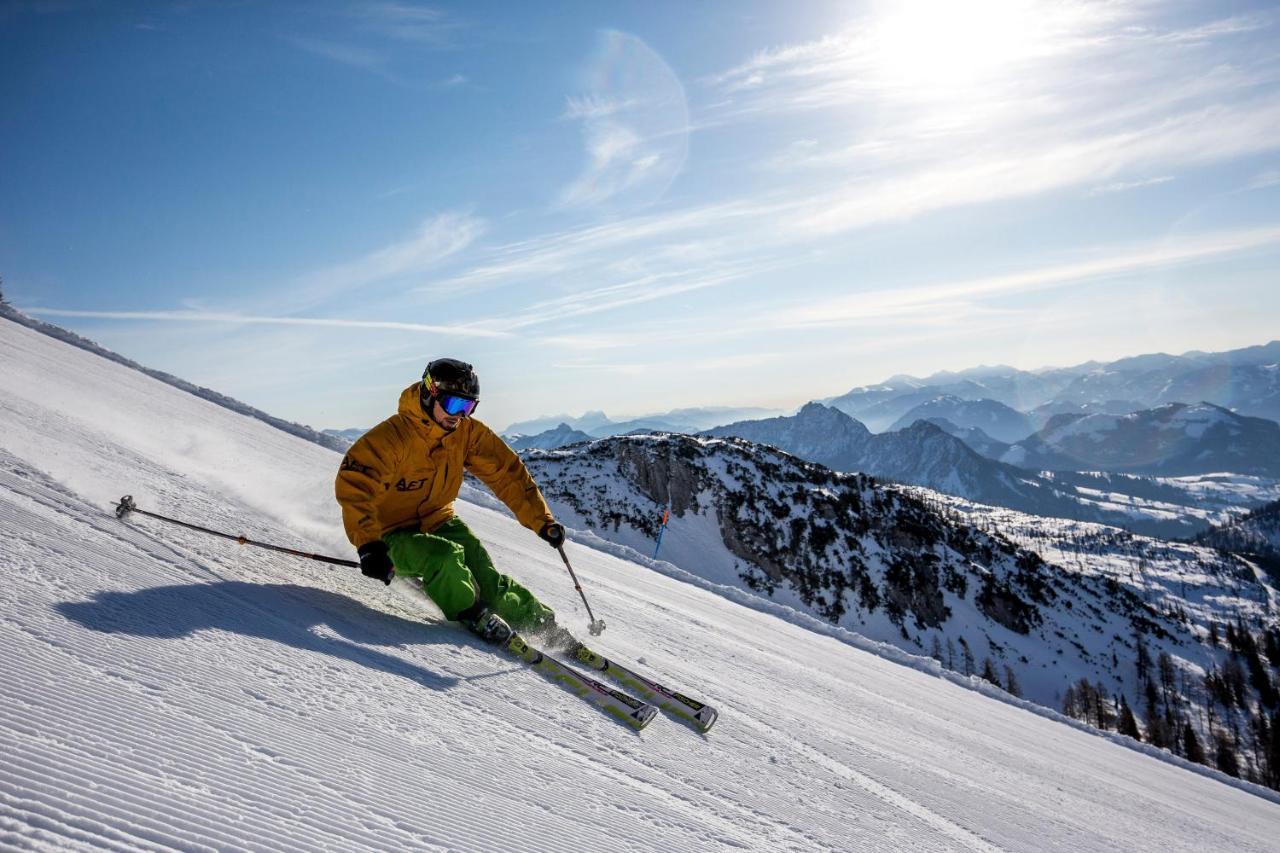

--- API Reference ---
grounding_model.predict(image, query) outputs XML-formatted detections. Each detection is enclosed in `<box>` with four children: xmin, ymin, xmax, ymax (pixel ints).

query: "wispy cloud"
<box><xmin>352</xmin><ymin>2</ymin><xmax>460</xmax><ymax>45</ymax></box>
<box><xmin>1088</xmin><ymin>176</ymin><xmax>1174</xmax><ymax>196</ymax></box>
<box><xmin>1247</xmin><ymin>168</ymin><xmax>1280</xmax><ymax>191</ymax></box>
<box><xmin>559</xmin><ymin>31</ymin><xmax>689</xmax><ymax>209</ymax></box>
<box><xmin>774</xmin><ymin>224</ymin><xmax>1280</xmax><ymax>330</ymax></box>
<box><xmin>20</xmin><ymin>309</ymin><xmax>509</xmax><ymax>337</ymax></box>
<box><xmin>702</xmin><ymin>3</ymin><xmax>1280</xmax><ymax>236</ymax></box>
<box><xmin>467</xmin><ymin>264</ymin><xmax>759</xmax><ymax>333</ymax></box>
<box><xmin>287</xmin><ymin>35</ymin><xmax>387</xmax><ymax>70</ymax></box>
<box><xmin>289</xmin><ymin>212</ymin><xmax>486</xmax><ymax>309</ymax></box>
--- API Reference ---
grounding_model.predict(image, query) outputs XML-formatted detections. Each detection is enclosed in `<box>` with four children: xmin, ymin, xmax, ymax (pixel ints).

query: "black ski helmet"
<box><xmin>423</xmin><ymin>358</ymin><xmax>480</xmax><ymax>400</ymax></box>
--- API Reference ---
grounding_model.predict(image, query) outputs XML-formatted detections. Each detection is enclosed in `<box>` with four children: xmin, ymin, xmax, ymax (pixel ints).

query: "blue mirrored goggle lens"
<box><xmin>440</xmin><ymin>394</ymin><xmax>477</xmax><ymax>416</ymax></box>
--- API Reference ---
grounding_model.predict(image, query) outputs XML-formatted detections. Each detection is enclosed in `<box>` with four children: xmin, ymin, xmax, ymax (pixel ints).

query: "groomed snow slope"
<box><xmin>1</xmin><ymin>317</ymin><xmax>1278</xmax><ymax>852</ymax></box>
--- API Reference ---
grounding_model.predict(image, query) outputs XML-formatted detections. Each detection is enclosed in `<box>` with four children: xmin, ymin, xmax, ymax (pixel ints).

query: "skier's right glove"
<box><xmin>539</xmin><ymin>521</ymin><xmax>566</xmax><ymax>549</ymax></box>
<box><xmin>357</xmin><ymin>540</ymin><xmax>395</xmax><ymax>585</ymax></box>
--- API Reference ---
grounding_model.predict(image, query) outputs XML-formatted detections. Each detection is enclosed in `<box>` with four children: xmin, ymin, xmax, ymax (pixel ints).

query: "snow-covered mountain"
<box><xmin>1002</xmin><ymin>403</ymin><xmax>1280</xmax><ymax>477</ymax></box>
<box><xmin>1198</xmin><ymin>499</ymin><xmax>1280</xmax><ymax>575</ymax></box>
<box><xmin>888</xmin><ymin>396</ymin><xmax>1035</xmax><ymax>443</ymax></box>
<box><xmin>502</xmin><ymin>407</ymin><xmax>782</xmax><ymax>439</ymax></box>
<box><xmin>321</xmin><ymin>426</ymin><xmax>365</xmax><ymax>448</ymax></box>
<box><xmin>922</xmin><ymin>417</ymin><xmax>1013</xmax><ymax>459</ymax></box>
<box><xmin>826</xmin><ymin>340</ymin><xmax>1280</xmax><ymax>429</ymax></box>
<box><xmin>703</xmin><ymin>404</ymin><xmax>1212</xmax><ymax>537</ymax></box>
<box><xmin>508</xmin><ymin>422</ymin><xmax>594</xmax><ymax>451</ymax></box>
<box><xmin>522</xmin><ymin>433</ymin><xmax>1280</xmax><ymax>780</ymax></box>
<box><xmin>4</xmin><ymin>314</ymin><xmax>1280</xmax><ymax>848</ymax></box>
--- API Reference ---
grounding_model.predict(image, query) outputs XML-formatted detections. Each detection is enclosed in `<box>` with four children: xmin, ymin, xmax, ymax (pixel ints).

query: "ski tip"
<box><xmin>634</xmin><ymin>705</ymin><xmax>659</xmax><ymax>731</ymax></box>
<box><xmin>695</xmin><ymin>706</ymin><xmax>719</xmax><ymax>734</ymax></box>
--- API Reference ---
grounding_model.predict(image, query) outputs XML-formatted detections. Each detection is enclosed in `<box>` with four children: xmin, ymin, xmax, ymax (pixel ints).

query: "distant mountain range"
<box><xmin>501</xmin><ymin>406</ymin><xmax>784</xmax><ymax>439</ymax></box>
<box><xmin>999</xmin><ymin>403</ymin><xmax>1280</xmax><ymax>477</ymax></box>
<box><xmin>703</xmin><ymin>402</ymin><xmax>1276</xmax><ymax>537</ymax></box>
<box><xmin>825</xmin><ymin>340</ymin><xmax>1280</xmax><ymax>431</ymax></box>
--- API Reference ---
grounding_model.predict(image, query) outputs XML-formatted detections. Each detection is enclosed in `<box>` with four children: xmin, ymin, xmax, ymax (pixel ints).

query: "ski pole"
<box><xmin>113</xmin><ymin>495</ymin><xmax>358</xmax><ymax>568</ymax></box>
<box><xmin>556</xmin><ymin>545</ymin><xmax>606</xmax><ymax>636</ymax></box>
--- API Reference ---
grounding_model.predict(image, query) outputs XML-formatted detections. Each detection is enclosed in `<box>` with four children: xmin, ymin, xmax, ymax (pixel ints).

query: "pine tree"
<box><xmin>1157</xmin><ymin>652</ymin><xmax>1176</xmax><ymax>709</ymax></box>
<box><xmin>1215</xmin><ymin>732</ymin><xmax>1241</xmax><ymax>778</ymax></box>
<box><xmin>1062</xmin><ymin>684</ymin><xmax>1079</xmax><ymax>719</ymax></box>
<box><xmin>1095</xmin><ymin>681</ymin><xmax>1114</xmax><ymax>731</ymax></box>
<box><xmin>1266</xmin><ymin>628</ymin><xmax>1280</xmax><ymax>669</ymax></box>
<box><xmin>1135</xmin><ymin>634</ymin><xmax>1152</xmax><ymax>683</ymax></box>
<box><xmin>1209</xmin><ymin>622</ymin><xmax>1220</xmax><ymax>648</ymax></box>
<box><xmin>1268</xmin><ymin>710</ymin><xmax>1280</xmax><ymax>790</ymax></box>
<box><xmin>1242</xmin><ymin>632</ymin><xmax>1278</xmax><ymax>708</ymax></box>
<box><xmin>960</xmin><ymin>638</ymin><xmax>975</xmax><ymax>677</ymax></box>
<box><xmin>1003</xmin><ymin>665</ymin><xmax>1022</xmax><ymax>699</ymax></box>
<box><xmin>1118</xmin><ymin>695</ymin><xmax>1142</xmax><ymax>741</ymax></box>
<box><xmin>980</xmin><ymin>657</ymin><xmax>1000</xmax><ymax>687</ymax></box>
<box><xmin>1182</xmin><ymin>723</ymin><xmax>1206</xmax><ymax>764</ymax></box>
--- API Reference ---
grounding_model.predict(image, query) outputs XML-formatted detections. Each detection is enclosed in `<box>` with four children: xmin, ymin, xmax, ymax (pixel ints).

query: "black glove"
<box><xmin>357</xmin><ymin>540</ymin><xmax>395</xmax><ymax>585</ymax></box>
<box><xmin>539</xmin><ymin>521</ymin><xmax>566</xmax><ymax>549</ymax></box>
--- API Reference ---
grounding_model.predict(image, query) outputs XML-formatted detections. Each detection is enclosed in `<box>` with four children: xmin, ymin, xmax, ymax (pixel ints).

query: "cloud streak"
<box><xmin>774</xmin><ymin>224</ymin><xmax>1280</xmax><ymax>330</ymax></box>
<box><xmin>21</xmin><ymin>309</ymin><xmax>509</xmax><ymax>337</ymax></box>
<box><xmin>286</xmin><ymin>212</ymin><xmax>486</xmax><ymax>311</ymax></box>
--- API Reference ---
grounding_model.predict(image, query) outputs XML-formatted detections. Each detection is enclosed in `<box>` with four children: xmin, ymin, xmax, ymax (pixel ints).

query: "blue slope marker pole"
<box><xmin>652</xmin><ymin>503</ymin><xmax>671</xmax><ymax>559</ymax></box>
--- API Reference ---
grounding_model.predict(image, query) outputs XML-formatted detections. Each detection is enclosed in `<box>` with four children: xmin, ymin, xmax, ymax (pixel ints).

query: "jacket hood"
<box><xmin>398</xmin><ymin>383</ymin><xmax>447</xmax><ymax>437</ymax></box>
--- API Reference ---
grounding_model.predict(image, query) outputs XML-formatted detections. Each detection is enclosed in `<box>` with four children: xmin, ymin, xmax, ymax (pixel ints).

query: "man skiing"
<box><xmin>335</xmin><ymin>358</ymin><xmax>569</xmax><ymax>646</ymax></box>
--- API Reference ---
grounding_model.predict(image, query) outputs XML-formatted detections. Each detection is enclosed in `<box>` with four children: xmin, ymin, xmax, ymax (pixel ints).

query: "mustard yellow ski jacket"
<box><xmin>335</xmin><ymin>383</ymin><xmax>556</xmax><ymax>548</ymax></box>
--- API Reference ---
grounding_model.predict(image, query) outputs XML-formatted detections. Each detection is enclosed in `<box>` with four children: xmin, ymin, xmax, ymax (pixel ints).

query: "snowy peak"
<box><xmin>888</xmin><ymin>396</ymin><xmax>1035</xmax><ymax>443</ymax></box>
<box><xmin>1005</xmin><ymin>402</ymin><xmax>1280</xmax><ymax>477</ymax></box>
<box><xmin>702</xmin><ymin>405</ymin><xmax>1191</xmax><ymax>534</ymax></box>
<box><xmin>507</xmin><ymin>422</ymin><xmax>594</xmax><ymax>451</ymax></box>
<box><xmin>826</xmin><ymin>339</ymin><xmax>1280</xmax><ymax>430</ymax></box>
<box><xmin>703</xmin><ymin>402</ymin><xmax>871</xmax><ymax>471</ymax></box>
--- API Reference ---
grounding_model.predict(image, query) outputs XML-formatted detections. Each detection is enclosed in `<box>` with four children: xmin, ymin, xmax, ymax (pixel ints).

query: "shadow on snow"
<box><xmin>56</xmin><ymin>581</ymin><xmax>464</xmax><ymax>690</ymax></box>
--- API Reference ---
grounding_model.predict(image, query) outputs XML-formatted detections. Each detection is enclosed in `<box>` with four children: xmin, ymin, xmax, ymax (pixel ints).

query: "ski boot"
<box><xmin>467</xmin><ymin>607</ymin><xmax>514</xmax><ymax>646</ymax></box>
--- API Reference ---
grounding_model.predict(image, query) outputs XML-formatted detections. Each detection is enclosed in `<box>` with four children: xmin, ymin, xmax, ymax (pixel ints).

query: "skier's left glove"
<box><xmin>539</xmin><ymin>521</ymin><xmax>566</xmax><ymax>549</ymax></box>
<box><xmin>357</xmin><ymin>540</ymin><xmax>395</xmax><ymax>585</ymax></box>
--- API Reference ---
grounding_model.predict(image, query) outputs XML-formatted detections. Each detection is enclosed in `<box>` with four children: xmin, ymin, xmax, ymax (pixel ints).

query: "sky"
<box><xmin>3</xmin><ymin>0</ymin><xmax>1280</xmax><ymax>433</ymax></box>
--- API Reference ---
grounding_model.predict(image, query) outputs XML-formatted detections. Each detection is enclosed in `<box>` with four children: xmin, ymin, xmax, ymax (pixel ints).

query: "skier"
<box><xmin>335</xmin><ymin>358</ymin><xmax>569</xmax><ymax>646</ymax></box>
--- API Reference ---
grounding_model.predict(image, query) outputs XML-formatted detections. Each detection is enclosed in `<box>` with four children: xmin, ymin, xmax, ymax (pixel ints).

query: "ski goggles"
<box><xmin>437</xmin><ymin>393</ymin><xmax>478</xmax><ymax>417</ymax></box>
<box><xmin>425</xmin><ymin>374</ymin><xmax>479</xmax><ymax>417</ymax></box>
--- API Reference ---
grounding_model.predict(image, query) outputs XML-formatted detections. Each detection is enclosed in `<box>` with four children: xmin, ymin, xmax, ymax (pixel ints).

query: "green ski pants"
<box><xmin>384</xmin><ymin>518</ymin><xmax>553</xmax><ymax>632</ymax></box>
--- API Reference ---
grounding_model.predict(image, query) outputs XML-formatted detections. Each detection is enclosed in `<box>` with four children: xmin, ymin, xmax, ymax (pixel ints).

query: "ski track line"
<box><xmin>0</xmin><ymin>797</ymin><xmax>177</xmax><ymax>853</ymax></box>
<box><xmin>727</xmin><ymin>694</ymin><xmax>1007</xmax><ymax>853</ymax></box>
<box><xmin>0</xmin><ymin>625</ymin><xmax>469</xmax><ymax>852</ymax></box>
<box><xmin>0</xmin><ymin>653</ymin><xmax>380</xmax><ymax>851</ymax></box>
<box><xmin>451</xmin><ymin>692</ymin><xmax>791</xmax><ymax>852</ymax></box>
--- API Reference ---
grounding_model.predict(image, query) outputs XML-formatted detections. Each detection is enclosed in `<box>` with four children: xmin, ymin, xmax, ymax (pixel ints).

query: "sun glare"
<box><xmin>868</xmin><ymin>0</ymin><xmax>1043</xmax><ymax>94</ymax></box>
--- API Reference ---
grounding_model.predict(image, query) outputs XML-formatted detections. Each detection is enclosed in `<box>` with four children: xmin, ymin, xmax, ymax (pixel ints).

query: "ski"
<box><xmin>568</xmin><ymin>644</ymin><xmax>719</xmax><ymax>733</ymax></box>
<box><xmin>501</xmin><ymin>632</ymin><xmax>658</xmax><ymax>731</ymax></box>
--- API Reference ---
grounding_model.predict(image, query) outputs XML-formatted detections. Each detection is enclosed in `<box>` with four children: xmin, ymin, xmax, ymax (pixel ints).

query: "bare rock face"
<box><xmin>612</xmin><ymin>438</ymin><xmax>706</xmax><ymax>516</ymax></box>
